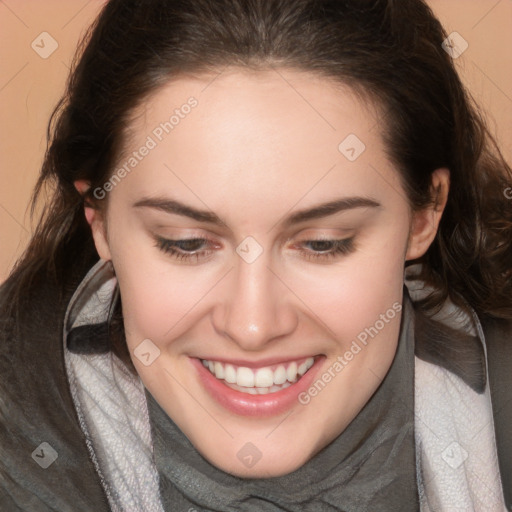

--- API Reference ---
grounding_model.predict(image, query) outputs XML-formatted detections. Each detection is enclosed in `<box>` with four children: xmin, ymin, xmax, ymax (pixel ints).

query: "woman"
<box><xmin>1</xmin><ymin>0</ymin><xmax>511</xmax><ymax>510</ymax></box>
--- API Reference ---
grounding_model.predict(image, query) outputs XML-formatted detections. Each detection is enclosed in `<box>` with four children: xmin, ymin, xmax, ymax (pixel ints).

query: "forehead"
<box><xmin>112</xmin><ymin>67</ymin><xmax>397</xmax><ymax>214</ymax></box>
<box><xmin>123</xmin><ymin>66</ymin><xmax>382</xmax><ymax>160</ymax></box>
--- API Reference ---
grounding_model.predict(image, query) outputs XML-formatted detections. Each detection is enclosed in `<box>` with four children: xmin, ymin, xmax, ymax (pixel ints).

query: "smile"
<box><xmin>200</xmin><ymin>357</ymin><xmax>315</xmax><ymax>395</ymax></box>
<box><xmin>191</xmin><ymin>355</ymin><xmax>325</xmax><ymax>416</ymax></box>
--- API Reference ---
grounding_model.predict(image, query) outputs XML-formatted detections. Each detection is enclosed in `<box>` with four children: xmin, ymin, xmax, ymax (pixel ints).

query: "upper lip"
<box><xmin>195</xmin><ymin>355</ymin><xmax>321</xmax><ymax>368</ymax></box>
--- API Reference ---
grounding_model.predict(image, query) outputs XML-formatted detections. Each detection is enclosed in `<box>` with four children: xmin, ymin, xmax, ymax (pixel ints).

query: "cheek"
<box><xmin>300</xmin><ymin>225</ymin><xmax>408</xmax><ymax>346</ymax></box>
<box><xmin>116</xmin><ymin>266</ymin><xmax>209</xmax><ymax>346</ymax></box>
<box><xmin>107</xmin><ymin>225</ymin><xmax>204</xmax><ymax>344</ymax></box>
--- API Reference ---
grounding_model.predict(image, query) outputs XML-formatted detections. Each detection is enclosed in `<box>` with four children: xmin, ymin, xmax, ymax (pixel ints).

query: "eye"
<box><xmin>154</xmin><ymin>235</ymin><xmax>356</xmax><ymax>263</ymax></box>
<box><xmin>296</xmin><ymin>238</ymin><xmax>356</xmax><ymax>261</ymax></box>
<box><xmin>154</xmin><ymin>236</ymin><xmax>216</xmax><ymax>263</ymax></box>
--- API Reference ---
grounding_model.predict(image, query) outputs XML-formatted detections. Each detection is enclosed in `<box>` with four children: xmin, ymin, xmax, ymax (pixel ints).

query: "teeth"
<box><xmin>201</xmin><ymin>356</ymin><xmax>315</xmax><ymax>392</ymax></box>
<box><xmin>224</xmin><ymin>364</ymin><xmax>237</xmax><ymax>384</ymax></box>
<box><xmin>255</xmin><ymin>368</ymin><xmax>274</xmax><ymax>387</ymax></box>
<box><xmin>224</xmin><ymin>380</ymin><xmax>293</xmax><ymax>395</ymax></box>
<box><xmin>287</xmin><ymin>362</ymin><xmax>298</xmax><ymax>383</ymax></box>
<box><xmin>273</xmin><ymin>365</ymin><xmax>287</xmax><ymax>385</ymax></box>
<box><xmin>237</xmin><ymin>367</ymin><xmax>255</xmax><ymax>387</ymax></box>
<box><xmin>298</xmin><ymin>361</ymin><xmax>310</xmax><ymax>376</ymax></box>
<box><xmin>214</xmin><ymin>361</ymin><xmax>224</xmax><ymax>380</ymax></box>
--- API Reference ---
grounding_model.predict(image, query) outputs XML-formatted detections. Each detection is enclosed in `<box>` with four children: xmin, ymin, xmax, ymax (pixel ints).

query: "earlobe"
<box><xmin>405</xmin><ymin>168</ymin><xmax>450</xmax><ymax>261</ymax></box>
<box><xmin>73</xmin><ymin>179</ymin><xmax>112</xmax><ymax>261</ymax></box>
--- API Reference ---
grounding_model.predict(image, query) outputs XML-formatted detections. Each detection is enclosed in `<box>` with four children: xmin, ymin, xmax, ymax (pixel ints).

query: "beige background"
<box><xmin>1</xmin><ymin>0</ymin><xmax>511</xmax><ymax>283</ymax></box>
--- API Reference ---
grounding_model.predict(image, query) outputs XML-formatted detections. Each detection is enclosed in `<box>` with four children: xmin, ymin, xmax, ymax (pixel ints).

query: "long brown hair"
<box><xmin>2</xmin><ymin>0</ymin><xmax>511</xmax><ymax>367</ymax></box>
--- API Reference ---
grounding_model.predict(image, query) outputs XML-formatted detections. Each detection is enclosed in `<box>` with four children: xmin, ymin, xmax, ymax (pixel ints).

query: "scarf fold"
<box><xmin>146</xmin><ymin>288</ymin><xmax>419</xmax><ymax>512</ymax></box>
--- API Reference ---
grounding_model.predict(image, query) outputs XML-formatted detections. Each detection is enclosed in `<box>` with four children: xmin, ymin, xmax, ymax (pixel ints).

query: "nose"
<box><xmin>212</xmin><ymin>249</ymin><xmax>298</xmax><ymax>351</ymax></box>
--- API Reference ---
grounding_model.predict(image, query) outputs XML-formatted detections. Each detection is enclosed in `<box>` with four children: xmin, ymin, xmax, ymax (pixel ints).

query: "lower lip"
<box><xmin>190</xmin><ymin>356</ymin><xmax>325</xmax><ymax>417</ymax></box>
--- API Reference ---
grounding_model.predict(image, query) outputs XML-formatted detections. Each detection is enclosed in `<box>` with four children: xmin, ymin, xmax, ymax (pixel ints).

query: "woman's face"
<box><xmin>86</xmin><ymin>67</ymin><xmax>445</xmax><ymax>477</ymax></box>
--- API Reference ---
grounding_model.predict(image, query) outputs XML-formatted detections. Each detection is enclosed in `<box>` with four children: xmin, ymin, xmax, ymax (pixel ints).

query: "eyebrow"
<box><xmin>133</xmin><ymin>196</ymin><xmax>381</xmax><ymax>227</ymax></box>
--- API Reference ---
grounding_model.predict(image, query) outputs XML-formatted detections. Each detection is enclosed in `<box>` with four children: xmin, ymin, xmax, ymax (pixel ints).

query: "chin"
<box><xmin>194</xmin><ymin>435</ymin><xmax>317</xmax><ymax>479</ymax></box>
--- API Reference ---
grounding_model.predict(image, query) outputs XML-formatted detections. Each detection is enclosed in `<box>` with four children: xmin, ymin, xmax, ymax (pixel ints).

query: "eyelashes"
<box><xmin>154</xmin><ymin>237</ymin><xmax>214</xmax><ymax>262</ymax></box>
<box><xmin>154</xmin><ymin>235</ymin><xmax>356</xmax><ymax>263</ymax></box>
<box><xmin>299</xmin><ymin>238</ymin><xmax>355</xmax><ymax>261</ymax></box>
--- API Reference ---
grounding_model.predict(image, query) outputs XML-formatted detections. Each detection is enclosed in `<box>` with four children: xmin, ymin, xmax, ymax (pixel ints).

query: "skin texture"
<box><xmin>75</xmin><ymin>67</ymin><xmax>449</xmax><ymax>478</ymax></box>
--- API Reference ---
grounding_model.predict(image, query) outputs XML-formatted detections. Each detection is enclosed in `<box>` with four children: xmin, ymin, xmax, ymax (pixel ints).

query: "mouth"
<box><xmin>191</xmin><ymin>355</ymin><xmax>325</xmax><ymax>417</ymax></box>
<box><xmin>200</xmin><ymin>356</ymin><xmax>315</xmax><ymax>395</ymax></box>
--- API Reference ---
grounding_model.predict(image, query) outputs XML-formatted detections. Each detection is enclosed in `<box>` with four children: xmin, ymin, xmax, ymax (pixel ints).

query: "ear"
<box><xmin>405</xmin><ymin>168</ymin><xmax>450</xmax><ymax>261</ymax></box>
<box><xmin>74</xmin><ymin>179</ymin><xmax>112</xmax><ymax>261</ymax></box>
